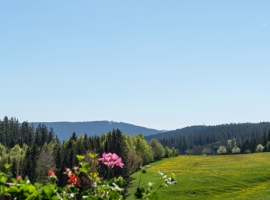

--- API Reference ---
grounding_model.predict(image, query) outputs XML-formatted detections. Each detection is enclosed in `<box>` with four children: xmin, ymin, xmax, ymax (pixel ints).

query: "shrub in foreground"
<box><xmin>0</xmin><ymin>153</ymin><xmax>176</xmax><ymax>200</ymax></box>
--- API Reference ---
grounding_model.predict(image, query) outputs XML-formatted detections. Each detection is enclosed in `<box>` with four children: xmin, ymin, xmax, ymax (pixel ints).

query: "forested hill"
<box><xmin>145</xmin><ymin>125</ymin><xmax>206</xmax><ymax>141</ymax></box>
<box><xmin>145</xmin><ymin>123</ymin><xmax>270</xmax><ymax>141</ymax></box>
<box><xmin>145</xmin><ymin>122</ymin><xmax>270</xmax><ymax>154</ymax></box>
<box><xmin>31</xmin><ymin>121</ymin><xmax>162</xmax><ymax>141</ymax></box>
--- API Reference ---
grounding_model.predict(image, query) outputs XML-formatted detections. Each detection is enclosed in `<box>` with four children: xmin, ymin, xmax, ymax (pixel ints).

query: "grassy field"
<box><xmin>127</xmin><ymin>153</ymin><xmax>270</xmax><ymax>200</ymax></box>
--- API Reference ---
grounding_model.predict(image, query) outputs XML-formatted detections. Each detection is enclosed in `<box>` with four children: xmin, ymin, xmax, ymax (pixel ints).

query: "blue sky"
<box><xmin>1</xmin><ymin>1</ymin><xmax>270</xmax><ymax>130</ymax></box>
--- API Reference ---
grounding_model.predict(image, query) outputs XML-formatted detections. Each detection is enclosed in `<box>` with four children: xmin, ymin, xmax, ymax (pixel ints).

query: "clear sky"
<box><xmin>1</xmin><ymin>1</ymin><xmax>270</xmax><ymax>130</ymax></box>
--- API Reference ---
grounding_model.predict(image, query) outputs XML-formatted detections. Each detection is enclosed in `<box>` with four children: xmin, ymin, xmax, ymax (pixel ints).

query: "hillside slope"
<box><xmin>128</xmin><ymin>153</ymin><xmax>270</xmax><ymax>199</ymax></box>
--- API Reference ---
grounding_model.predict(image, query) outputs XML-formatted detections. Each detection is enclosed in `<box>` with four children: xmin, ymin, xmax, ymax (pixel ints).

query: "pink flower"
<box><xmin>65</xmin><ymin>168</ymin><xmax>72</xmax><ymax>176</ymax></box>
<box><xmin>98</xmin><ymin>152</ymin><xmax>124</xmax><ymax>168</ymax></box>
<box><xmin>112</xmin><ymin>153</ymin><xmax>118</xmax><ymax>160</ymax></box>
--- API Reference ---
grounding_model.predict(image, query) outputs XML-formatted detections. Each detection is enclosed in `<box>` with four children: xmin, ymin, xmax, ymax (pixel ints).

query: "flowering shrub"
<box><xmin>0</xmin><ymin>152</ymin><xmax>176</xmax><ymax>199</ymax></box>
<box><xmin>217</xmin><ymin>146</ymin><xmax>227</xmax><ymax>155</ymax></box>
<box><xmin>64</xmin><ymin>168</ymin><xmax>81</xmax><ymax>187</ymax></box>
<box><xmin>232</xmin><ymin>147</ymin><xmax>240</xmax><ymax>154</ymax></box>
<box><xmin>256</xmin><ymin>144</ymin><xmax>264</xmax><ymax>152</ymax></box>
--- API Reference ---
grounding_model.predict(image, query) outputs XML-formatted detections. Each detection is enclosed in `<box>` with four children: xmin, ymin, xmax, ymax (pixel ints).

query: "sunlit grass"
<box><xmin>127</xmin><ymin>153</ymin><xmax>270</xmax><ymax>200</ymax></box>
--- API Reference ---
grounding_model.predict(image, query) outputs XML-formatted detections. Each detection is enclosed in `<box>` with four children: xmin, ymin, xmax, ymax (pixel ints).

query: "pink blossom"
<box><xmin>65</xmin><ymin>168</ymin><xmax>72</xmax><ymax>176</ymax></box>
<box><xmin>98</xmin><ymin>152</ymin><xmax>124</xmax><ymax>168</ymax></box>
<box><xmin>112</xmin><ymin>153</ymin><xmax>118</xmax><ymax>160</ymax></box>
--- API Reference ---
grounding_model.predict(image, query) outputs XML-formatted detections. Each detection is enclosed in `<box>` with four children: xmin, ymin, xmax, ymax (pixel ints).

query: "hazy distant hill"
<box><xmin>30</xmin><ymin>121</ymin><xmax>163</xmax><ymax>141</ymax></box>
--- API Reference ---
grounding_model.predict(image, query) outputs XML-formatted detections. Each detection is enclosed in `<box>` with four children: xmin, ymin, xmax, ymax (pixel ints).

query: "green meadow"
<box><xmin>128</xmin><ymin>153</ymin><xmax>270</xmax><ymax>200</ymax></box>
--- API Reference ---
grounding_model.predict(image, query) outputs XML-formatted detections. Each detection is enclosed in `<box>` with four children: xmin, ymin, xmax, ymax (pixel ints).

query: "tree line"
<box><xmin>238</xmin><ymin>130</ymin><xmax>270</xmax><ymax>154</ymax></box>
<box><xmin>0</xmin><ymin>116</ymin><xmax>179</xmax><ymax>191</ymax></box>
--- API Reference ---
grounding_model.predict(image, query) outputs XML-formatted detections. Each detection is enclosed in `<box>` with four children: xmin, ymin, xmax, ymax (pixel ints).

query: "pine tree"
<box><xmin>22</xmin><ymin>144</ymin><xmax>40</xmax><ymax>182</ymax></box>
<box><xmin>48</xmin><ymin>128</ymin><xmax>55</xmax><ymax>143</ymax></box>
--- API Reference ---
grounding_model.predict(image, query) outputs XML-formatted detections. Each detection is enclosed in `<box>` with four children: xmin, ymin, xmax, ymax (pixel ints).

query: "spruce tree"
<box><xmin>22</xmin><ymin>144</ymin><xmax>40</xmax><ymax>182</ymax></box>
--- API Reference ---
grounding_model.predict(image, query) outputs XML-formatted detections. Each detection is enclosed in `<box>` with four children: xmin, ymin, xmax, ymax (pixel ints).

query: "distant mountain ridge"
<box><xmin>30</xmin><ymin>121</ymin><xmax>163</xmax><ymax>141</ymax></box>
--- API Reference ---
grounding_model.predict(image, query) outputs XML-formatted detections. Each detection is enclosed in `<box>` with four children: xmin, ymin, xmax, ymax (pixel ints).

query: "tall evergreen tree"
<box><xmin>22</xmin><ymin>144</ymin><xmax>40</xmax><ymax>182</ymax></box>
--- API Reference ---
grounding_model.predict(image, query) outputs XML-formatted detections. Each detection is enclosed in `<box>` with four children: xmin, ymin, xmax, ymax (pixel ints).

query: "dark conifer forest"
<box><xmin>145</xmin><ymin>123</ymin><xmax>270</xmax><ymax>155</ymax></box>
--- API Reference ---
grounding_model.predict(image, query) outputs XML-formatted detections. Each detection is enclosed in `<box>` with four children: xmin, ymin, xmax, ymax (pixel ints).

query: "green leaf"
<box><xmin>76</xmin><ymin>155</ymin><xmax>85</xmax><ymax>161</ymax></box>
<box><xmin>42</xmin><ymin>185</ymin><xmax>53</xmax><ymax>198</ymax></box>
<box><xmin>8</xmin><ymin>186</ymin><xmax>18</xmax><ymax>194</ymax></box>
<box><xmin>118</xmin><ymin>179</ymin><xmax>125</xmax><ymax>188</ymax></box>
<box><xmin>0</xmin><ymin>176</ymin><xmax>8</xmax><ymax>184</ymax></box>
<box><xmin>80</xmin><ymin>162</ymin><xmax>89</xmax><ymax>167</ymax></box>
<box><xmin>51</xmin><ymin>196</ymin><xmax>59</xmax><ymax>200</ymax></box>
<box><xmin>89</xmin><ymin>153</ymin><xmax>98</xmax><ymax>159</ymax></box>
<box><xmin>4</xmin><ymin>163</ymin><xmax>12</xmax><ymax>169</ymax></box>
<box><xmin>80</xmin><ymin>167</ymin><xmax>88</xmax><ymax>173</ymax></box>
<box><xmin>21</xmin><ymin>184</ymin><xmax>36</xmax><ymax>195</ymax></box>
<box><xmin>34</xmin><ymin>182</ymin><xmax>43</xmax><ymax>188</ymax></box>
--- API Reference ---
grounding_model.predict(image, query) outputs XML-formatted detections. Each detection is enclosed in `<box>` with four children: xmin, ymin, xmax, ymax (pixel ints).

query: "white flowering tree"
<box><xmin>232</xmin><ymin>147</ymin><xmax>240</xmax><ymax>154</ymax></box>
<box><xmin>217</xmin><ymin>146</ymin><xmax>227</xmax><ymax>155</ymax></box>
<box><xmin>256</xmin><ymin>144</ymin><xmax>264</xmax><ymax>152</ymax></box>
